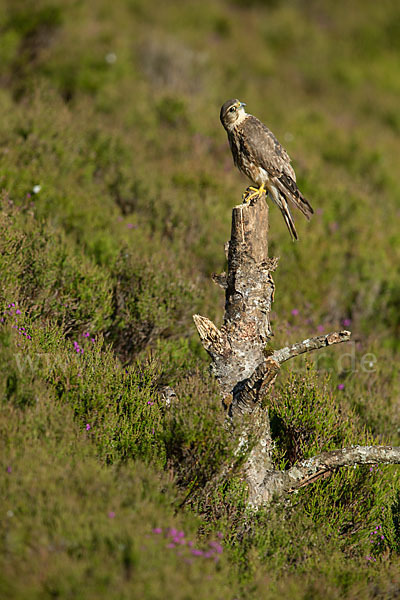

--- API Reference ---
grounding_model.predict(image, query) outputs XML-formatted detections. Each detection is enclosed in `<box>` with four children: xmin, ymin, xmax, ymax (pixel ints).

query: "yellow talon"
<box><xmin>242</xmin><ymin>183</ymin><xmax>266</xmax><ymax>204</ymax></box>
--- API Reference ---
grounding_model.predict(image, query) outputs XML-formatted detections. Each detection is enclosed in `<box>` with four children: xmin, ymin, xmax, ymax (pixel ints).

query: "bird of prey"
<box><xmin>220</xmin><ymin>99</ymin><xmax>313</xmax><ymax>240</ymax></box>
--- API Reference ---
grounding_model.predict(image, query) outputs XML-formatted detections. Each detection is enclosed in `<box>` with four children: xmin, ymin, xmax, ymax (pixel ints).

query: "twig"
<box><xmin>272</xmin><ymin>330</ymin><xmax>351</xmax><ymax>365</ymax></box>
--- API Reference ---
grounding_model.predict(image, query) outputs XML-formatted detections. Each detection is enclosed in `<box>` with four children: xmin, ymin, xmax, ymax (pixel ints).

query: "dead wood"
<box><xmin>193</xmin><ymin>192</ymin><xmax>400</xmax><ymax>508</ymax></box>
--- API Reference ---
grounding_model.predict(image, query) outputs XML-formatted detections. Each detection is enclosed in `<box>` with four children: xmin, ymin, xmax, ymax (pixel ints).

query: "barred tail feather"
<box><xmin>269</xmin><ymin>187</ymin><xmax>298</xmax><ymax>240</ymax></box>
<box><xmin>279</xmin><ymin>196</ymin><xmax>298</xmax><ymax>241</ymax></box>
<box><xmin>276</xmin><ymin>175</ymin><xmax>313</xmax><ymax>220</ymax></box>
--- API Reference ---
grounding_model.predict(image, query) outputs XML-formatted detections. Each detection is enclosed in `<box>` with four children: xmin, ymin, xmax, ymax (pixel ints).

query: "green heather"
<box><xmin>1</xmin><ymin>0</ymin><xmax>400</xmax><ymax>597</ymax></box>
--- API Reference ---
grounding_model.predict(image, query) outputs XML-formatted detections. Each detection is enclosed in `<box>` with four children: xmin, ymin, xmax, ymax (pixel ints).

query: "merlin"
<box><xmin>220</xmin><ymin>99</ymin><xmax>313</xmax><ymax>240</ymax></box>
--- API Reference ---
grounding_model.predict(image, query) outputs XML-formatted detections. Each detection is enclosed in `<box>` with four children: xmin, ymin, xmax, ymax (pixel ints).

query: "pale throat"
<box><xmin>235</xmin><ymin>109</ymin><xmax>248</xmax><ymax>125</ymax></box>
<box><xmin>228</xmin><ymin>110</ymin><xmax>248</xmax><ymax>131</ymax></box>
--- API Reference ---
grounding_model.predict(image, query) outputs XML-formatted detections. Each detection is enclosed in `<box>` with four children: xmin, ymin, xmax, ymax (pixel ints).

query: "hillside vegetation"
<box><xmin>1</xmin><ymin>0</ymin><xmax>400</xmax><ymax>598</ymax></box>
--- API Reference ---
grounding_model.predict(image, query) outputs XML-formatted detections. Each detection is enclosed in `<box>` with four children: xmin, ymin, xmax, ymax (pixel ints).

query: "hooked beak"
<box><xmin>239</xmin><ymin>101</ymin><xmax>246</xmax><ymax>108</ymax></box>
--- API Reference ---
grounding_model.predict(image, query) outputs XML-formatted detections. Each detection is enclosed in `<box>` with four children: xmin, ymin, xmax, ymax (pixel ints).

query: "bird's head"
<box><xmin>220</xmin><ymin>99</ymin><xmax>247</xmax><ymax>131</ymax></box>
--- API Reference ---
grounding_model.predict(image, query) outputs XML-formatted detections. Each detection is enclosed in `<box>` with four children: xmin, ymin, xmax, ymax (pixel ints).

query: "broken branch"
<box><xmin>249</xmin><ymin>445</ymin><xmax>400</xmax><ymax>506</ymax></box>
<box><xmin>272</xmin><ymin>330</ymin><xmax>352</xmax><ymax>365</ymax></box>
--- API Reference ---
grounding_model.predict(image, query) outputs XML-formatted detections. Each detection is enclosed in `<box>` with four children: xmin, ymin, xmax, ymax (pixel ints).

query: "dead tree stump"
<box><xmin>194</xmin><ymin>195</ymin><xmax>277</xmax><ymax>417</ymax></box>
<box><xmin>193</xmin><ymin>193</ymin><xmax>400</xmax><ymax>508</ymax></box>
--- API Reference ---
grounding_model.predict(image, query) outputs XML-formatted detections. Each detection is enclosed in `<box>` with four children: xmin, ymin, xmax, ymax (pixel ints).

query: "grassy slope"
<box><xmin>1</xmin><ymin>0</ymin><xmax>400</xmax><ymax>597</ymax></box>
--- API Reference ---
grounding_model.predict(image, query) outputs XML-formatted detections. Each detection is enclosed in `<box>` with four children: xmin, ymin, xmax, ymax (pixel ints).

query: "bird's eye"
<box><xmin>229</xmin><ymin>106</ymin><xmax>236</xmax><ymax>113</ymax></box>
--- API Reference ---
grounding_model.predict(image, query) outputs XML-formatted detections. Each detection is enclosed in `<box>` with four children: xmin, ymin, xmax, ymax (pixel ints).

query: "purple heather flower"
<box><xmin>73</xmin><ymin>340</ymin><xmax>84</xmax><ymax>354</ymax></box>
<box><xmin>152</xmin><ymin>528</ymin><xmax>162</xmax><ymax>534</ymax></box>
<box><xmin>6</xmin><ymin>466</ymin><xmax>12</xmax><ymax>474</ymax></box>
<box><xmin>168</xmin><ymin>528</ymin><xmax>177</xmax><ymax>537</ymax></box>
<box><xmin>173</xmin><ymin>536</ymin><xmax>185</xmax><ymax>544</ymax></box>
<box><xmin>342</xmin><ymin>318</ymin><xmax>351</xmax><ymax>327</ymax></box>
<box><xmin>209</xmin><ymin>541</ymin><xmax>223</xmax><ymax>553</ymax></box>
<box><xmin>337</xmin><ymin>384</ymin><xmax>345</xmax><ymax>390</ymax></box>
<box><xmin>317</xmin><ymin>325</ymin><xmax>324</xmax><ymax>332</ymax></box>
<box><xmin>166</xmin><ymin>543</ymin><xmax>175</xmax><ymax>549</ymax></box>
<box><xmin>191</xmin><ymin>549</ymin><xmax>203</xmax><ymax>556</ymax></box>
<box><xmin>147</xmin><ymin>401</ymin><xmax>154</xmax><ymax>406</ymax></box>
<box><xmin>83</xmin><ymin>332</ymin><xmax>90</xmax><ymax>337</ymax></box>
<box><xmin>15</xmin><ymin>309</ymin><xmax>21</xmax><ymax>315</ymax></box>
<box><xmin>291</xmin><ymin>308</ymin><xmax>299</xmax><ymax>316</ymax></box>
<box><xmin>108</xmin><ymin>511</ymin><xmax>116</xmax><ymax>519</ymax></box>
<box><xmin>86</xmin><ymin>424</ymin><xmax>91</xmax><ymax>431</ymax></box>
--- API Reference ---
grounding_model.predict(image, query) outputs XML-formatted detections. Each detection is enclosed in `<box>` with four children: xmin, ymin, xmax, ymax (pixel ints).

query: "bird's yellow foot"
<box><xmin>242</xmin><ymin>184</ymin><xmax>265</xmax><ymax>204</ymax></box>
<box><xmin>242</xmin><ymin>186</ymin><xmax>259</xmax><ymax>203</ymax></box>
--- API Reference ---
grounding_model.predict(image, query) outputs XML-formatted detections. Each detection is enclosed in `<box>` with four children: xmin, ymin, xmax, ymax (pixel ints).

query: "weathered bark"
<box><xmin>249</xmin><ymin>445</ymin><xmax>400</xmax><ymax>507</ymax></box>
<box><xmin>271</xmin><ymin>330</ymin><xmax>352</xmax><ymax>364</ymax></box>
<box><xmin>193</xmin><ymin>192</ymin><xmax>400</xmax><ymax>508</ymax></box>
<box><xmin>194</xmin><ymin>194</ymin><xmax>276</xmax><ymax>415</ymax></box>
<box><xmin>194</xmin><ymin>195</ymin><xmax>350</xmax><ymax>418</ymax></box>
